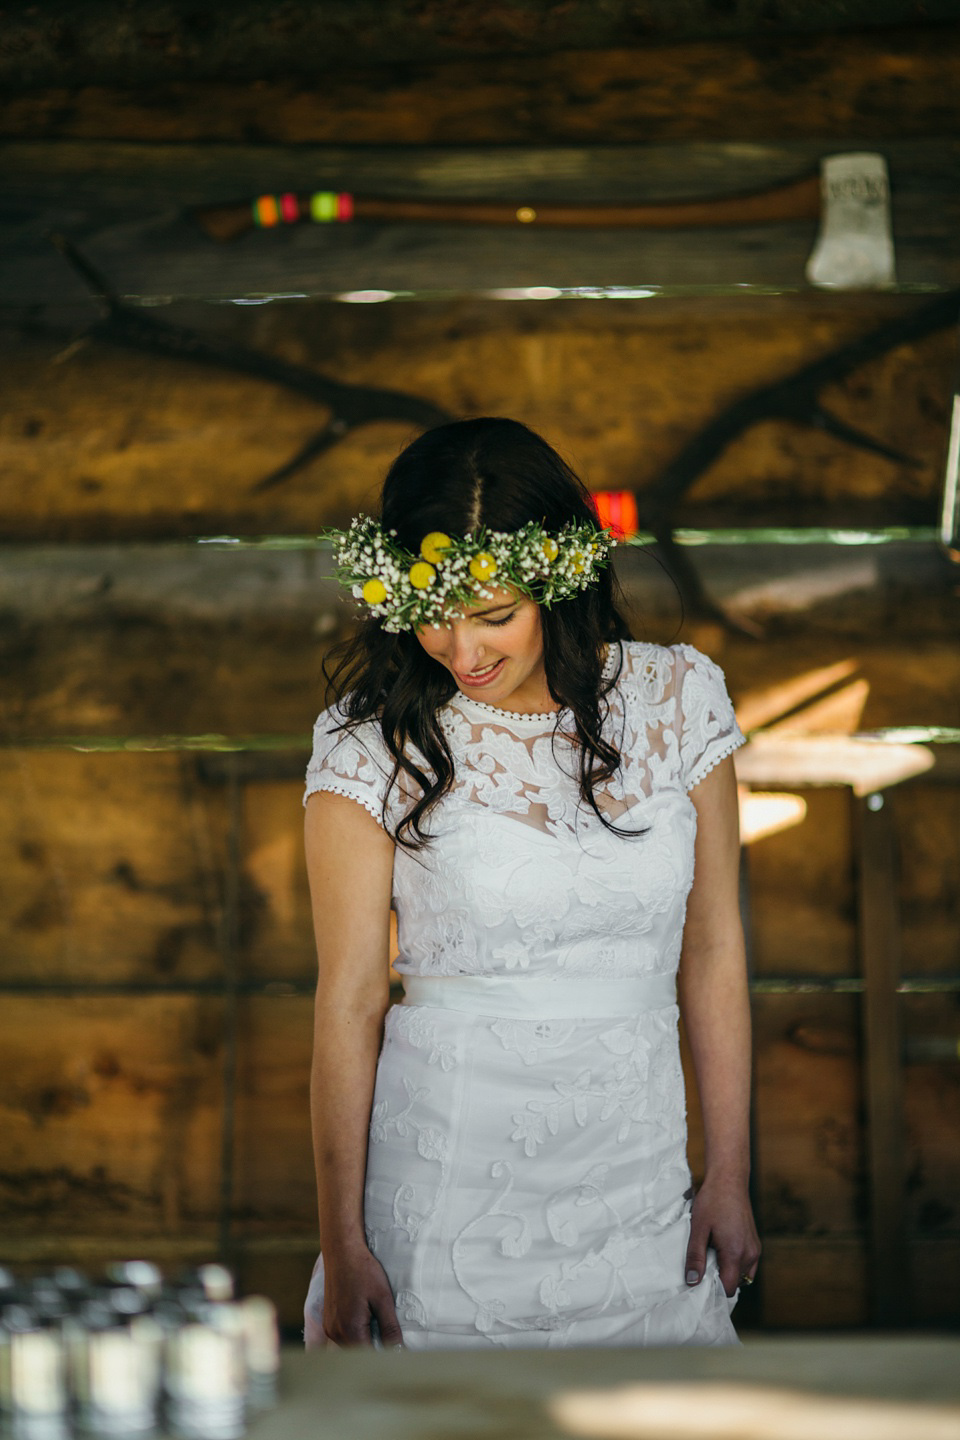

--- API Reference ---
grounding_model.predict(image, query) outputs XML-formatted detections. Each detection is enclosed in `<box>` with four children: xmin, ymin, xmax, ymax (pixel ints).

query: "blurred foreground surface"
<box><xmin>253</xmin><ymin>1337</ymin><xmax>960</xmax><ymax>1440</ymax></box>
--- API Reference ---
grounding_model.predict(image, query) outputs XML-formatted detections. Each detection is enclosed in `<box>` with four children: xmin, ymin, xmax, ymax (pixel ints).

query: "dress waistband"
<box><xmin>400</xmin><ymin>973</ymin><xmax>677</xmax><ymax>1020</ymax></box>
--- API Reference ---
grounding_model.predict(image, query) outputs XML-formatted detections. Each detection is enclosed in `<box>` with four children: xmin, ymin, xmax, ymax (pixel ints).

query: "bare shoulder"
<box><xmin>304</xmin><ymin>792</ymin><xmax>395</xmax><ymax>977</ymax></box>
<box><xmin>687</xmin><ymin>749</ymin><xmax>739</xmax><ymax>815</ymax></box>
<box><xmin>305</xmin><ymin>789</ymin><xmax>395</xmax><ymax>860</ymax></box>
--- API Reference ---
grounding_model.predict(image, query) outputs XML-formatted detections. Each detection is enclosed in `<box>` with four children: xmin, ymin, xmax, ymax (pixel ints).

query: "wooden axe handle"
<box><xmin>192</xmin><ymin>172</ymin><xmax>820</xmax><ymax>243</ymax></box>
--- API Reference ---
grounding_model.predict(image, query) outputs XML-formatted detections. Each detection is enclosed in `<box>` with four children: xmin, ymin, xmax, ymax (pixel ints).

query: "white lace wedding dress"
<box><xmin>303</xmin><ymin>640</ymin><xmax>745</xmax><ymax>1349</ymax></box>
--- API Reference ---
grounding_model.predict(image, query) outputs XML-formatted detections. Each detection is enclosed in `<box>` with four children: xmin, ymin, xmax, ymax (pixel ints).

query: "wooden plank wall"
<box><xmin>1</xmin><ymin>295</ymin><xmax>955</xmax><ymax>540</ymax></box>
<box><xmin>1</xmin><ymin>22</ymin><xmax>959</xmax><ymax>1331</ymax></box>
<box><xmin>4</xmin><ymin>27</ymin><xmax>958</xmax><ymax>145</ymax></box>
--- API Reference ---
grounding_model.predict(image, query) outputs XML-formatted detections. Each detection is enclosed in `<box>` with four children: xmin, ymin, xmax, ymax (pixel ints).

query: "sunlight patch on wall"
<box><xmin>764</xmin><ymin>678</ymin><xmax>870</xmax><ymax>736</ymax></box>
<box><xmin>739</xmin><ymin>791</ymin><xmax>808</xmax><ymax>845</ymax></box>
<box><xmin>736</xmin><ymin>659</ymin><xmax>859</xmax><ymax>733</ymax></box>
<box><xmin>736</xmin><ymin>735</ymin><xmax>936</xmax><ymax>796</ymax></box>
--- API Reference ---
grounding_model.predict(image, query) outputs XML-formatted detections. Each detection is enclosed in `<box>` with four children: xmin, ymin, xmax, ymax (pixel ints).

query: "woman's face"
<box><xmin>415</xmin><ymin>586</ymin><xmax>552</xmax><ymax>714</ymax></box>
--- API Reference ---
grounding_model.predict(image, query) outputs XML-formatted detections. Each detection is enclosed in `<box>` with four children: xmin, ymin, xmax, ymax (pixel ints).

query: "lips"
<box><xmin>455</xmin><ymin>657</ymin><xmax>506</xmax><ymax>689</ymax></box>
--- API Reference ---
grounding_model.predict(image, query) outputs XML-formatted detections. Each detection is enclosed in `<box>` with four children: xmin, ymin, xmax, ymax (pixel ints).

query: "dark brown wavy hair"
<box><xmin>324</xmin><ymin>417</ymin><xmax>637</xmax><ymax>849</ymax></box>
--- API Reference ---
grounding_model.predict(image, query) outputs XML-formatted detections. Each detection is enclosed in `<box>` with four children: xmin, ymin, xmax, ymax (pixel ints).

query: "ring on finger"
<box><xmin>739</xmin><ymin>1272</ymin><xmax>755</xmax><ymax>1286</ymax></box>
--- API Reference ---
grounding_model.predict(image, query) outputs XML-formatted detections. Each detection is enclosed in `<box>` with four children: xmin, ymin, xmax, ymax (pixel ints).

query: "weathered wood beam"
<box><xmin>3</xmin><ymin>11</ymin><xmax>955</xmax><ymax>104</ymax></box>
<box><xmin>0</xmin><ymin>537</ymin><xmax>951</xmax><ymax>626</ymax></box>
<box><xmin>2</xmin><ymin>140</ymin><xmax>958</xmax><ymax>301</ymax></box>
<box><xmin>2</xmin><ymin>539</ymin><xmax>957</xmax><ymax>736</ymax></box>
<box><xmin>6</xmin><ymin>30</ymin><xmax>960</xmax><ymax>150</ymax></box>
<box><xmin>0</xmin><ymin>1234</ymin><xmax>322</xmax><ymax>1262</ymax></box>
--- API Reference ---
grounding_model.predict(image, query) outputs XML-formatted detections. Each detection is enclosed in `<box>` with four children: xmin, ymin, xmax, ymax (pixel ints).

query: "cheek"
<box><xmin>415</xmin><ymin>627</ymin><xmax>448</xmax><ymax>662</ymax></box>
<box><xmin>516</xmin><ymin>611</ymin><xmax>544</xmax><ymax>658</ymax></box>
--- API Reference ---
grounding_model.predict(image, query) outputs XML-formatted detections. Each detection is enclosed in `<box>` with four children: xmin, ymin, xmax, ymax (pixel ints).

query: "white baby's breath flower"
<box><xmin>322</xmin><ymin>515</ymin><xmax>614</xmax><ymax>631</ymax></box>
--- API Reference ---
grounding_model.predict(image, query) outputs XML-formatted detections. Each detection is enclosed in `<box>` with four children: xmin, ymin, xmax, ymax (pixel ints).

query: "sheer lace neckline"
<box><xmin>446</xmin><ymin>643</ymin><xmax>622</xmax><ymax>729</ymax></box>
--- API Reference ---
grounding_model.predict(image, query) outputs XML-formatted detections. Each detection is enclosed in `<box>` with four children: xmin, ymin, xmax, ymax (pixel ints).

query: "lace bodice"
<box><xmin>304</xmin><ymin>641</ymin><xmax>743</xmax><ymax>983</ymax></box>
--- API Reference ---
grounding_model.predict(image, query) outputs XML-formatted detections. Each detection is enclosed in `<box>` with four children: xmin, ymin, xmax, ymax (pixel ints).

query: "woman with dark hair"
<box><xmin>303</xmin><ymin>417</ymin><xmax>759</xmax><ymax>1350</ymax></box>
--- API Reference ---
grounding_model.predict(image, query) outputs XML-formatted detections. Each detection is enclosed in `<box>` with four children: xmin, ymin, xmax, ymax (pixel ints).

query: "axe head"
<box><xmin>806</xmin><ymin>152</ymin><xmax>896</xmax><ymax>290</ymax></box>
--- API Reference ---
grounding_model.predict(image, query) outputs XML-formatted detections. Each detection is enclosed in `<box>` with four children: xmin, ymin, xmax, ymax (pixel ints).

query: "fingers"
<box><xmin>735</xmin><ymin>1241</ymin><xmax>762</xmax><ymax>1294</ymax></box>
<box><xmin>373</xmin><ymin>1294</ymin><xmax>405</xmax><ymax>1349</ymax></box>
<box><xmin>686</xmin><ymin>1181</ymin><xmax>761</xmax><ymax>1297</ymax></box>
<box><xmin>322</xmin><ymin>1269</ymin><xmax>405</xmax><ymax>1349</ymax></box>
<box><xmin>684</xmin><ymin>1215</ymin><xmax>709</xmax><ymax>1287</ymax></box>
<box><xmin>687</xmin><ymin>1221</ymin><xmax>762</xmax><ymax>1296</ymax></box>
<box><xmin>717</xmin><ymin>1248</ymin><xmax>743</xmax><ymax>1297</ymax></box>
<box><xmin>691</xmin><ymin>1242</ymin><xmax>753</xmax><ymax>1297</ymax></box>
<box><xmin>717</xmin><ymin>1237</ymin><xmax>762</xmax><ymax>1297</ymax></box>
<box><xmin>322</xmin><ymin>1295</ymin><xmax>382</xmax><ymax>1347</ymax></box>
<box><xmin>322</xmin><ymin>1315</ymin><xmax>371</xmax><ymax>1346</ymax></box>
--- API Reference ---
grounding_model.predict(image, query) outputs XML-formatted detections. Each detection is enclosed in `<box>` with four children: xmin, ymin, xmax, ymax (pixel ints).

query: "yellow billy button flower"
<box><xmin>540</xmin><ymin>537</ymin><xmax>559</xmax><ymax>564</ymax></box>
<box><xmin>420</xmin><ymin>531</ymin><xmax>453</xmax><ymax>564</ymax></box>
<box><xmin>409</xmin><ymin>560</ymin><xmax>437</xmax><ymax>590</ymax></box>
<box><xmin>572</xmin><ymin>550</ymin><xmax>586</xmax><ymax>574</ymax></box>
<box><xmin>361</xmin><ymin>577</ymin><xmax>388</xmax><ymax>605</ymax></box>
<box><xmin>469</xmin><ymin>552</ymin><xmax>497</xmax><ymax>582</ymax></box>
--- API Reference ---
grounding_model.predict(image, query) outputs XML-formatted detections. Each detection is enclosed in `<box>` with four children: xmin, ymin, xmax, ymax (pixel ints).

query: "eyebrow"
<box><xmin>469</xmin><ymin>601</ymin><xmax>518</xmax><ymax>618</ymax></box>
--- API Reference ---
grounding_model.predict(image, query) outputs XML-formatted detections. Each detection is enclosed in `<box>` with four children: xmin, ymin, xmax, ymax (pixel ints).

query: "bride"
<box><xmin>303</xmin><ymin>416</ymin><xmax>760</xmax><ymax>1349</ymax></box>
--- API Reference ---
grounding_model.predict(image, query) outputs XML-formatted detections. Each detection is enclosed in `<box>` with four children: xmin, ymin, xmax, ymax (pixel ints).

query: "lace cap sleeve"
<box><xmin>303</xmin><ymin>701</ymin><xmax>394</xmax><ymax>828</ymax></box>
<box><xmin>673</xmin><ymin>644</ymin><xmax>745</xmax><ymax>792</ymax></box>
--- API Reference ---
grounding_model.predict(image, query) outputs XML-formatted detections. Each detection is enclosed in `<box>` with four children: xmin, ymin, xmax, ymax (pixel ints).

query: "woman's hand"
<box><xmin>322</xmin><ymin>1244</ymin><xmax>405</xmax><ymax>1348</ymax></box>
<box><xmin>684</xmin><ymin>1168</ymin><xmax>761</xmax><ymax>1297</ymax></box>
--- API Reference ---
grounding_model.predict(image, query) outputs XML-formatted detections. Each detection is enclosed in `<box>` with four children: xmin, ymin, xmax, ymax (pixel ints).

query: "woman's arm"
<box><xmin>678</xmin><ymin>754</ymin><xmax>761</xmax><ymax>1296</ymax></box>
<box><xmin>304</xmin><ymin>790</ymin><xmax>403</xmax><ymax>1346</ymax></box>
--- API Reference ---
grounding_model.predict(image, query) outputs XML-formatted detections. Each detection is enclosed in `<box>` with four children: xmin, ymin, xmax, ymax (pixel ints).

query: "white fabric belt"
<box><xmin>401</xmin><ymin>973</ymin><xmax>677</xmax><ymax>1020</ymax></box>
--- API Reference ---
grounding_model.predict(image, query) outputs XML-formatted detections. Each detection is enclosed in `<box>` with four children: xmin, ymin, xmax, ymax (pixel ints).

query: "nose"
<box><xmin>448</xmin><ymin>622</ymin><xmax>487</xmax><ymax>676</ymax></box>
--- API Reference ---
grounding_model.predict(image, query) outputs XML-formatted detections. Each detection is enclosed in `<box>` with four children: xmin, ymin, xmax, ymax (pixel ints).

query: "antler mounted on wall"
<box><xmin>639</xmin><ymin>289</ymin><xmax>960</xmax><ymax>630</ymax></box>
<box><xmin>41</xmin><ymin>237</ymin><xmax>956</xmax><ymax>631</ymax></box>
<box><xmin>48</xmin><ymin>234</ymin><xmax>452</xmax><ymax>493</ymax></box>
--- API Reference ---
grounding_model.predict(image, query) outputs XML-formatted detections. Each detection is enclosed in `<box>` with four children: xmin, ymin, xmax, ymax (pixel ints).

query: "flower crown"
<box><xmin>326</xmin><ymin>515</ymin><xmax>616</xmax><ymax>632</ymax></box>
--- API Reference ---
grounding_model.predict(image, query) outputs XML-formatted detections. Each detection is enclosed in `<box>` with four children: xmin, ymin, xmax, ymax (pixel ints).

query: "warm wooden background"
<box><xmin>1</xmin><ymin>9</ymin><xmax>959</xmax><ymax>1333</ymax></box>
<box><xmin>1</xmin><ymin>295</ymin><xmax>955</xmax><ymax>540</ymax></box>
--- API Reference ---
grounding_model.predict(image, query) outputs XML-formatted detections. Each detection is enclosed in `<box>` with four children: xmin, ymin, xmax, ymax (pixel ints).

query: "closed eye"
<box><xmin>482</xmin><ymin>611</ymin><xmax>517</xmax><ymax>627</ymax></box>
